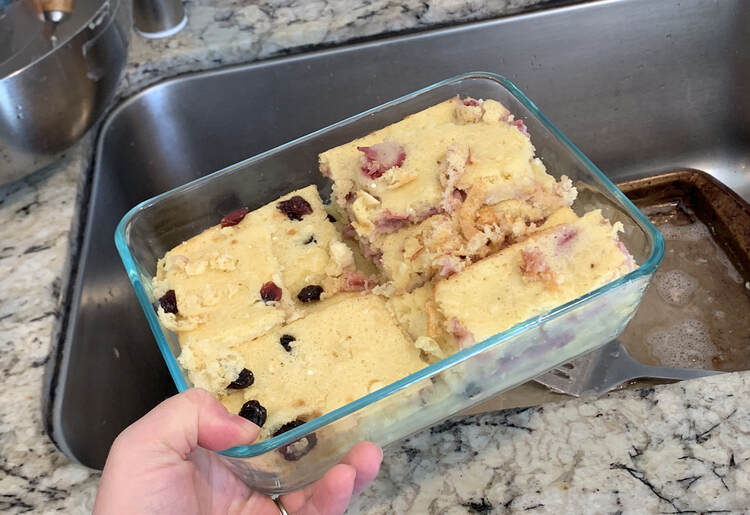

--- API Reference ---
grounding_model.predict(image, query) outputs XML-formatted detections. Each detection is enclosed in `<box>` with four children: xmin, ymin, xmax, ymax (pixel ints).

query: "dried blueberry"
<box><xmin>221</xmin><ymin>207</ymin><xmax>249</xmax><ymax>227</ymax></box>
<box><xmin>273</xmin><ymin>419</ymin><xmax>306</xmax><ymax>436</ymax></box>
<box><xmin>159</xmin><ymin>290</ymin><xmax>178</xmax><ymax>314</ymax></box>
<box><xmin>279</xmin><ymin>334</ymin><xmax>296</xmax><ymax>352</ymax></box>
<box><xmin>303</xmin><ymin>235</ymin><xmax>317</xmax><ymax>245</ymax></box>
<box><xmin>326</xmin><ymin>214</ymin><xmax>336</xmax><ymax>223</ymax></box>
<box><xmin>273</xmin><ymin>419</ymin><xmax>317</xmax><ymax>461</ymax></box>
<box><xmin>297</xmin><ymin>285</ymin><xmax>323</xmax><ymax>303</ymax></box>
<box><xmin>277</xmin><ymin>196</ymin><xmax>313</xmax><ymax>221</ymax></box>
<box><xmin>227</xmin><ymin>368</ymin><xmax>254</xmax><ymax>389</ymax></box>
<box><xmin>260</xmin><ymin>281</ymin><xmax>282</xmax><ymax>303</ymax></box>
<box><xmin>239</xmin><ymin>400</ymin><xmax>267</xmax><ymax>427</ymax></box>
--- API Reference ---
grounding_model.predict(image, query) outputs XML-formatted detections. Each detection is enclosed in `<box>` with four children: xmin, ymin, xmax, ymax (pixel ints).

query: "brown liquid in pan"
<box><xmin>619</xmin><ymin>201</ymin><xmax>750</xmax><ymax>371</ymax></box>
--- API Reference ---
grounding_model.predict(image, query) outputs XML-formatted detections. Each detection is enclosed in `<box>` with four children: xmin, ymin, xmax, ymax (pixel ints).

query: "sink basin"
<box><xmin>45</xmin><ymin>0</ymin><xmax>750</xmax><ymax>469</ymax></box>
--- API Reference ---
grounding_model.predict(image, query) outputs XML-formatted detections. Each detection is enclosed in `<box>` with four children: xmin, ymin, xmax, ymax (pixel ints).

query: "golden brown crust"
<box><xmin>457</xmin><ymin>181</ymin><xmax>488</xmax><ymax>241</ymax></box>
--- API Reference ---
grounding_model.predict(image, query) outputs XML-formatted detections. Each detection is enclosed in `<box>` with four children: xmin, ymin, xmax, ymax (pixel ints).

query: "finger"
<box><xmin>235</xmin><ymin>489</ymin><xmax>282</xmax><ymax>515</ymax></box>
<box><xmin>338</xmin><ymin>441</ymin><xmax>383</xmax><ymax>495</ymax></box>
<box><xmin>279</xmin><ymin>442</ymin><xmax>382</xmax><ymax>513</ymax></box>
<box><xmin>280</xmin><ymin>464</ymin><xmax>356</xmax><ymax>515</ymax></box>
<box><xmin>116</xmin><ymin>388</ymin><xmax>259</xmax><ymax>457</ymax></box>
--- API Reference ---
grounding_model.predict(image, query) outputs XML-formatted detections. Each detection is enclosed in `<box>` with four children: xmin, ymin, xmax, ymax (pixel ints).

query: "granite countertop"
<box><xmin>120</xmin><ymin>0</ymin><xmax>553</xmax><ymax>97</ymax></box>
<box><xmin>1</xmin><ymin>1</ymin><xmax>749</xmax><ymax>513</ymax></box>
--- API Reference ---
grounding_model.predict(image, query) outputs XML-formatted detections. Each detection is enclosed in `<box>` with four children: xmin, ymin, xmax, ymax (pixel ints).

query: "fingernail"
<box><xmin>231</xmin><ymin>415</ymin><xmax>259</xmax><ymax>436</ymax></box>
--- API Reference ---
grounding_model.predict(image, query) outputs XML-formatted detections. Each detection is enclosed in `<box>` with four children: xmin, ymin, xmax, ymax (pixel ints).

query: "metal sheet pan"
<box><xmin>466</xmin><ymin>169</ymin><xmax>750</xmax><ymax>415</ymax></box>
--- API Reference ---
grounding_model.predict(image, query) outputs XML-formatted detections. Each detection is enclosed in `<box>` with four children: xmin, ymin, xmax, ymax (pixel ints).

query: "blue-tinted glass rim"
<box><xmin>115</xmin><ymin>71</ymin><xmax>665</xmax><ymax>459</ymax></box>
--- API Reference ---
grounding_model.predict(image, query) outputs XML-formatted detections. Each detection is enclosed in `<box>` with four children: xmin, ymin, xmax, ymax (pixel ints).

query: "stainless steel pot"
<box><xmin>0</xmin><ymin>0</ymin><xmax>131</xmax><ymax>185</ymax></box>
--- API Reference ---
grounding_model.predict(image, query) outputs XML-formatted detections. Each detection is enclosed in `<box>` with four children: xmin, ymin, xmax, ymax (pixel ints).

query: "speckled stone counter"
<box><xmin>351</xmin><ymin>374</ymin><xmax>750</xmax><ymax>513</ymax></box>
<box><xmin>119</xmin><ymin>0</ymin><xmax>549</xmax><ymax>96</ymax></box>
<box><xmin>0</xmin><ymin>140</ymin><xmax>99</xmax><ymax>513</ymax></box>
<box><xmin>2</xmin><ymin>1</ymin><xmax>750</xmax><ymax>513</ymax></box>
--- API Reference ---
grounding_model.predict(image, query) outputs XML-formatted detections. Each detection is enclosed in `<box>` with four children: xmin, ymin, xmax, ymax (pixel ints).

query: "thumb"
<box><xmin>117</xmin><ymin>388</ymin><xmax>259</xmax><ymax>456</ymax></box>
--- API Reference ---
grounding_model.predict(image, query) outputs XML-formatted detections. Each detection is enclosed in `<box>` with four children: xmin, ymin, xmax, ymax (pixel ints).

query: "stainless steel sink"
<box><xmin>45</xmin><ymin>0</ymin><xmax>750</xmax><ymax>469</ymax></box>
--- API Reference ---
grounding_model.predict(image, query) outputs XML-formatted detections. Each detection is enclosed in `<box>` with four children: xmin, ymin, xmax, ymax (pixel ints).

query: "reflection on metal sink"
<box><xmin>45</xmin><ymin>0</ymin><xmax>750</xmax><ymax>469</ymax></box>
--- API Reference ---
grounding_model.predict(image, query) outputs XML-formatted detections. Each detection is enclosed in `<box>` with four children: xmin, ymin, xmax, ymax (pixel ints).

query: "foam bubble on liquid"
<box><xmin>654</xmin><ymin>269</ymin><xmax>699</xmax><ymax>307</ymax></box>
<box><xmin>658</xmin><ymin>221</ymin><xmax>711</xmax><ymax>241</ymax></box>
<box><xmin>647</xmin><ymin>319</ymin><xmax>716</xmax><ymax>368</ymax></box>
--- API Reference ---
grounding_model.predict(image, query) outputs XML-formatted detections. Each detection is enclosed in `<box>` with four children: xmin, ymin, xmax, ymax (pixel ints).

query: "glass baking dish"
<box><xmin>115</xmin><ymin>72</ymin><xmax>664</xmax><ymax>494</ymax></box>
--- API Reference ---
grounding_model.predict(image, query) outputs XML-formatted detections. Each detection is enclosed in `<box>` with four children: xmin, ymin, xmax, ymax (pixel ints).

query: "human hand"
<box><xmin>93</xmin><ymin>388</ymin><xmax>382</xmax><ymax>514</ymax></box>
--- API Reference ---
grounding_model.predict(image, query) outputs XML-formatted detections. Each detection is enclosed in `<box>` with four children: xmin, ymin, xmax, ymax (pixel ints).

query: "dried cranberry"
<box><xmin>326</xmin><ymin>214</ymin><xmax>336</xmax><ymax>223</ymax></box>
<box><xmin>462</xmin><ymin>97</ymin><xmax>480</xmax><ymax>107</ymax></box>
<box><xmin>512</xmin><ymin>118</ymin><xmax>530</xmax><ymax>138</ymax></box>
<box><xmin>159</xmin><ymin>290</ymin><xmax>178</xmax><ymax>314</ymax></box>
<box><xmin>297</xmin><ymin>285</ymin><xmax>323</xmax><ymax>303</ymax></box>
<box><xmin>357</xmin><ymin>142</ymin><xmax>407</xmax><ymax>179</ymax></box>
<box><xmin>342</xmin><ymin>224</ymin><xmax>357</xmax><ymax>239</ymax></box>
<box><xmin>277</xmin><ymin>196</ymin><xmax>313</xmax><ymax>221</ymax></box>
<box><xmin>557</xmin><ymin>228</ymin><xmax>578</xmax><ymax>247</ymax></box>
<box><xmin>343</xmin><ymin>271</ymin><xmax>370</xmax><ymax>292</ymax></box>
<box><xmin>260</xmin><ymin>281</ymin><xmax>282</xmax><ymax>303</ymax></box>
<box><xmin>227</xmin><ymin>368</ymin><xmax>254</xmax><ymax>389</ymax></box>
<box><xmin>239</xmin><ymin>400</ymin><xmax>267</xmax><ymax>427</ymax></box>
<box><xmin>272</xmin><ymin>419</ymin><xmax>317</xmax><ymax>461</ymax></box>
<box><xmin>221</xmin><ymin>207</ymin><xmax>249</xmax><ymax>227</ymax></box>
<box><xmin>279</xmin><ymin>334</ymin><xmax>295</xmax><ymax>352</ymax></box>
